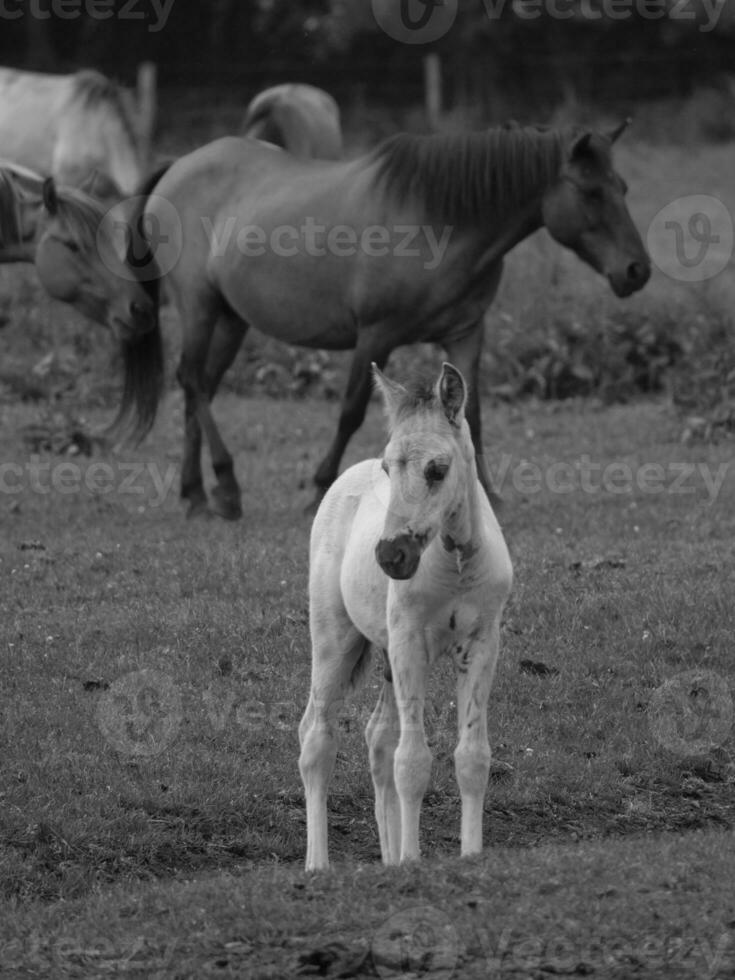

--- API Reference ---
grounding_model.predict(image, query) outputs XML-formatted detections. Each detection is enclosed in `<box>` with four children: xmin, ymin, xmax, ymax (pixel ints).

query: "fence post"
<box><xmin>136</xmin><ymin>61</ymin><xmax>158</xmax><ymax>170</ymax></box>
<box><xmin>424</xmin><ymin>53</ymin><xmax>443</xmax><ymax>131</ymax></box>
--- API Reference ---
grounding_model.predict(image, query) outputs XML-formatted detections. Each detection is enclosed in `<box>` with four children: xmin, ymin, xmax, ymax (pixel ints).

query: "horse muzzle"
<box><xmin>375</xmin><ymin>535</ymin><xmax>422</xmax><ymax>580</ymax></box>
<box><xmin>609</xmin><ymin>258</ymin><xmax>651</xmax><ymax>297</ymax></box>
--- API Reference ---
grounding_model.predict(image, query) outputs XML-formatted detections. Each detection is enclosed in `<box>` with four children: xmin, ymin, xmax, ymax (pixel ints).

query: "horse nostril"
<box><xmin>627</xmin><ymin>261</ymin><xmax>649</xmax><ymax>283</ymax></box>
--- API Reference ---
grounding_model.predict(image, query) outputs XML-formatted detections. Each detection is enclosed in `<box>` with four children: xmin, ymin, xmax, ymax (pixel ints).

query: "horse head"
<box><xmin>373</xmin><ymin>362</ymin><xmax>476</xmax><ymax>581</ymax></box>
<box><xmin>541</xmin><ymin>123</ymin><xmax>651</xmax><ymax>298</ymax></box>
<box><xmin>34</xmin><ymin>177</ymin><xmax>156</xmax><ymax>341</ymax></box>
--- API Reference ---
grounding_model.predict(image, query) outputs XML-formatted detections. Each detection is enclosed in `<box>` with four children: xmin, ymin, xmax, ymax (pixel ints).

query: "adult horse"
<box><xmin>242</xmin><ymin>84</ymin><xmax>343</xmax><ymax>160</ymax></box>
<box><xmin>52</xmin><ymin>122</ymin><xmax>651</xmax><ymax>518</ymax></box>
<box><xmin>0</xmin><ymin>67</ymin><xmax>143</xmax><ymax>198</ymax></box>
<box><xmin>0</xmin><ymin>161</ymin><xmax>162</xmax><ymax>434</ymax></box>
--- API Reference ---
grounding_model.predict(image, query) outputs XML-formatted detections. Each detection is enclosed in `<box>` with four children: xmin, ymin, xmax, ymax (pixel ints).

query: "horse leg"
<box><xmin>454</xmin><ymin>624</ymin><xmax>500</xmax><ymax>856</ymax></box>
<box><xmin>176</xmin><ymin>297</ymin><xmax>220</xmax><ymax>518</ymax></box>
<box><xmin>299</xmin><ymin>624</ymin><xmax>368</xmax><ymax>872</ymax></box>
<box><xmin>365</xmin><ymin>654</ymin><xmax>401</xmax><ymax>865</ymax></box>
<box><xmin>311</xmin><ymin>331</ymin><xmax>392</xmax><ymax>509</ymax></box>
<box><xmin>203</xmin><ymin>311</ymin><xmax>249</xmax><ymax>520</ymax></box>
<box><xmin>444</xmin><ymin>327</ymin><xmax>502</xmax><ymax>511</ymax></box>
<box><xmin>389</xmin><ymin>631</ymin><xmax>431</xmax><ymax>863</ymax></box>
<box><xmin>444</xmin><ymin>262</ymin><xmax>504</xmax><ymax>509</ymax></box>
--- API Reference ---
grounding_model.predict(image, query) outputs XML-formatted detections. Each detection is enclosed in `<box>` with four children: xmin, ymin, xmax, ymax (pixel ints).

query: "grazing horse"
<box><xmin>125</xmin><ymin>121</ymin><xmax>649</xmax><ymax>519</ymax></box>
<box><xmin>0</xmin><ymin>162</ymin><xmax>162</xmax><ymax>435</ymax></box>
<box><xmin>242</xmin><ymin>84</ymin><xmax>343</xmax><ymax>160</ymax></box>
<box><xmin>0</xmin><ymin>67</ymin><xmax>143</xmax><ymax>197</ymax></box>
<box><xmin>299</xmin><ymin>362</ymin><xmax>513</xmax><ymax>870</ymax></box>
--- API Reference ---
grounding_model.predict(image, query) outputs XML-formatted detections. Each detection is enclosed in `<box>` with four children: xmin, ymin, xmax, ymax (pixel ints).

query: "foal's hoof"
<box><xmin>211</xmin><ymin>486</ymin><xmax>243</xmax><ymax>521</ymax></box>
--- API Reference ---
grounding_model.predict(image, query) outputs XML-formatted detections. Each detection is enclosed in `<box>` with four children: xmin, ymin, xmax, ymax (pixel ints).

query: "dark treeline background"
<box><xmin>1</xmin><ymin>0</ymin><xmax>735</xmax><ymax>116</ymax></box>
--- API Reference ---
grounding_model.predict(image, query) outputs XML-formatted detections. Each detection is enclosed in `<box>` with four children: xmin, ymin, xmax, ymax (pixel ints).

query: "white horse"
<box><xmin>0</xmin><ymin>67</ymin><xmax>143</xmax><ymax>197</ymax></box>
<box><xmin>242</xmin><ymin>83</ymin><xmax>343</xmax><ymax>160</ymax></box>
<box><xmin>299</xmin><ymin>363</ymin><xmax>513</xmax><ymax>871</ymax></box>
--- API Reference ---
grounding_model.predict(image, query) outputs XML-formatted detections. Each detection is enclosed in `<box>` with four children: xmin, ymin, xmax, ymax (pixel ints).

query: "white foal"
<box><xmin>299</xmin><ymin>362</ymin><xmax>513</xmax><ymax>871</ymax></box>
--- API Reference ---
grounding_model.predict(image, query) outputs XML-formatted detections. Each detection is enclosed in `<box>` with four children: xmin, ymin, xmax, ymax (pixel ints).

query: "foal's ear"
<box><xmin>42</xmin><ymin>177</ymin><xmax>59</xmax><ymax>215</ymax></box>
<box><xmin>372</xmin><ymin>363</ymin><xmax>406</xmax><ymax>425</ymax></box>
<box><xmin>437</xmin><ymin>362</ymin><xmax>466</xmax><ymax>426</ymax></box>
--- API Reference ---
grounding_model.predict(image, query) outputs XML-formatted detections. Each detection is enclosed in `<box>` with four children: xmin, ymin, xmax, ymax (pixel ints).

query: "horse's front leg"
<box><xmin>454</xmin><ymin>623</ymin><xmax>500</xmax><ymax>856</ymax></box>
<box><xmin>365</xmin><ymin>654</ymin><xmax>401</xmax><ymax>865</ymax></box>
<box><xmin>389</xmin><ymin>628</ymin><xmax>432</xmax><ymax>863</ymax></box>
<box><xmin>311</xmin><ymin>328</ymin><xmax>393</xmax><ymax>509</ymax></box>
<box><xmin>445</xmin><ymin>264</ymin><xmax>504</xmax><ymax>510</ymax></box>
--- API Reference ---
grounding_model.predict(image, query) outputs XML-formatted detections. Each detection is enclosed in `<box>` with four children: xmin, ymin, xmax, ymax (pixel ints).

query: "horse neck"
<box><xmin>441</xmin><ymin>436</ymin><xmax>485</xmax><ymax>559</ymax></box>
<box><xmin>97</xmin><ymin>111</ymin><xmax>142</xmax><ymax>195</ymax></box>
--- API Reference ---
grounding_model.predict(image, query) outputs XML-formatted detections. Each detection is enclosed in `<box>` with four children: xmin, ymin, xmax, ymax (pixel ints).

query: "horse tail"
<box><xmin>111</xmin><ymin>162</ymin><xmax>172</xmax><ymax>443</ymax></box>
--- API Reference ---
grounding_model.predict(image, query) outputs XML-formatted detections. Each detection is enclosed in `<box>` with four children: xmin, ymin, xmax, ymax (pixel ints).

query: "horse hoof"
<box><xmin>211</xmin><ymin>487</ymin><xmax>243</xmax><ymax>521</ymax></box>
<box><xmin>186</xmin><ymin>499</ymin><xmax>211</xmax><ymax>520</ymax></box>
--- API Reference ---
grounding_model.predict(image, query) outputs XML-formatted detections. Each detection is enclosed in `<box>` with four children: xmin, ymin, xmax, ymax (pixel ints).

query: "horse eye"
<box><xmin>65</xmin><ymin>240</ymin><xmax>81</xmax><ymax>254</ymax></box>
<box><xmin>425</xmin><ymin>460</ymin><xmax>449</xmax><ymax>484</ymax></box>
<box><xmin>586</xmin><ymin>187</ymin><xmax>604</xmax><ymax>204</ymax></box>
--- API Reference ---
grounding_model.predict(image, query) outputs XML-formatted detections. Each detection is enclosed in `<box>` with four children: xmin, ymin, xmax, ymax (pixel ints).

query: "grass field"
<box><xmin>0</xmin><ymin>389</ymin><xmax>733</xmax><ymax>977</ymax></box>
<box><xmin>1</xmin><ymin>95</ymin><xmax>735</xmax><ymax>978</ymax></box>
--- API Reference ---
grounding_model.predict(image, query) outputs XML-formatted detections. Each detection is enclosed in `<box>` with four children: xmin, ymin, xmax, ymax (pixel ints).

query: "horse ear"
<box><xmin>568</xmin><ymin>132</ymin><xmax>595</xmax><ymax>163</ymax></box>
<box><xmin>42</xmin><ymin>177</ymin><xmax>58</xmax><ymax>215</ymax></box>
<box><xmin>607</xmin><ymin>118</ymin><xmax>632</xmax><ymax>144</ymax></box>
<box><xmin>437</xmin><ymin>362</ymin><xmax>466</xmax><ymax>426</ymax></box>
<box><xmin>372</xmin><ymin>363</ymin><xmax>406</xmax><ymax>425</ymax></box>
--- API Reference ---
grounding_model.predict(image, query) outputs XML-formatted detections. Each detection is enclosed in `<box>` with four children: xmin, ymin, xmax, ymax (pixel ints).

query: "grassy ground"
<box><xmin>0</xmin><ymin>390</ymin><xmax>733</xmax><ymax>976</ymax></box>
<box><xmin>1</xmin><ymin>95</ymin><xmax>734</xmax><ymax>977</ymax></box>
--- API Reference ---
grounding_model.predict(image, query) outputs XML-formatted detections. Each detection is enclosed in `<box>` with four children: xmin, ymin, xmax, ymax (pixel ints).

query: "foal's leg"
<box><xmin>203</xmin><ymin>311</ymin><xmax>249</xmax><ymax>520</ymax></box>
<box><xmin>389</xmin><ymin>633</ymin><xmax>432</xmax><ymax>862</ymax></box>
<box><xmin>299</xmin><ymin>624</ymin><xmax>368</xmax><ymax>871</ymax></box>
<box><xmin>454</xmin><ymin>625</ymin><xmax>500</xmax><ymax>856</ymax></box>
<box><xmin>365</xmin><ymin>654</ymin><xmax>401</xmax><ymax>864</ymax></box>
<box><xmin>311</xmin><ymin>330</ymin><xmax>393</xmax><ymax>507</ymax></box>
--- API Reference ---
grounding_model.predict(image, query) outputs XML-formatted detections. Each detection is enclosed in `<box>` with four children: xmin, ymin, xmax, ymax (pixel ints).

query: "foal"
<box><xmin>299</xmin><ymin>363</ymin><xmax>513</xmax><ymax>871</ymax></box>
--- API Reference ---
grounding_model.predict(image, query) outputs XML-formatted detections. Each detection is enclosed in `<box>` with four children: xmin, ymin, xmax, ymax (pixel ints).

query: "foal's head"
<box><xmin>34</xmin><ymin>178</ymin><xmax>156</xmax><ymax>341</ymax></box>
<box><xmin>542</xmin><ymin>121</ymin><xmax>650</xmax><ymax>298</ymax></box>
<box><xmin>373</xmin><ymin>362</ymin><xmax>475</xmax><ymax>581</ymax></box>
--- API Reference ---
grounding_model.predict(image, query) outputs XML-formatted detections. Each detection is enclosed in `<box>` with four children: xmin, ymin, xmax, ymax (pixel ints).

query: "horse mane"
<box><xmin>50</xmin><ymin>184</ymin><xmax>106</xmax><ymax>242</ymax></box>
<box><xmin>370</xmin><ymin>125</ymin><xmax>581</xmax><ymax>226</ymax></box>
<box><xmin>70</xmin><ymin>69</ymin><xmax>139</xmax><ymax>150</ymax></box>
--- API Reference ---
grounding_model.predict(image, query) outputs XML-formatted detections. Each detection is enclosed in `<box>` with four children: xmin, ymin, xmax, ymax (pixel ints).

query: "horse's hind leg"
<box><xmin>203</xmin><ymin>311</ymin><xmax>249</xmax><ymax>520</ymax></box>
<box><xmin>365</xmin><ymin>653</ymin><xmax>401</xmax><ymax>865</ymax></box>
<box><xmin>311</xmin><ymin>330</ymin><xmax>393</xmax><ymax>508</ymax></box>
<box><xmin>299</xmin><ymin>622</ymin><xmax>368</xmax><ymax>871</ymax></box>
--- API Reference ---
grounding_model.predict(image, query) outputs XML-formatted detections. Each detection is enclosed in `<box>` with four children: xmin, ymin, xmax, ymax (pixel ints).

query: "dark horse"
<box><xmin>99</xmin><ymin>123</ymin><xmax>651</xmax><ymax>518</ymax></box>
